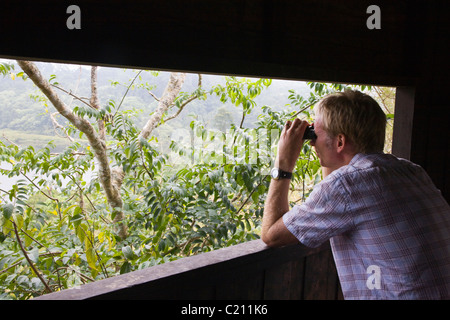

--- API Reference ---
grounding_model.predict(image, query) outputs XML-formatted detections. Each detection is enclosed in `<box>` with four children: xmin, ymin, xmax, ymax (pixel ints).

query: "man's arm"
<box><xmin>261</xmin><ymin>118</ymin><xmax>308</xmax><ymax>247</ymax></box>
<box><xmin>261</xmin><ymin>178</ymin><xmax>298</xmax><ymax>247</ymax></box>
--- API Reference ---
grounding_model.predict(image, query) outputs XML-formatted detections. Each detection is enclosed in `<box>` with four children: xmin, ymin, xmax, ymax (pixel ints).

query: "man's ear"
<box><xmin>336</xmin><ymin>134</ymin><xmax>346</xmax><ymax>152</ymax></box>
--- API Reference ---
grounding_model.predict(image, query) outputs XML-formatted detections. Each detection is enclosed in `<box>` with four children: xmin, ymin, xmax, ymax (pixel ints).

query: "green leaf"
<box><xmin>63</xmin><ymin>204</ymin><xmax>77</xmax><ymax>216</ymax></box>
<box><xmin>75</xmin><ymin>224</ymin><xmax>86</xmax><ymax>244</ymax></box>
<box><xmin>242</xmin><ymin>171</ymin><xmax>253</xmax><ymax>191</ymax></box>
<box><xmin>122</xmin><ymin>246</ymin><xmax>138</xmax><ymax>260</ymax></box>
<box><xmin>158</xmin><ymin>239</ymin><xmax>166</xmax><ymax>252</ymax></box>
<box><xmin>86</xmin><ymin>247</ymin><xmax>97</xmax><ymax>270</ymax></box>
<box><xmin>251</xmin><ymin>190</ymin><xmax>259</xmax><ymax>203</ymax></box>
<box><xmin>13</xmin><ymin>214</ymin><xmax>24</xmax><ymax>231</ymax></box>
<box><xmin>2</xmin><ymin>204</ymin><xmax>14</xmax><ymax>221</ymax></box>
<box><xmin>70</xmin><ymin>213</ymin><xmax>83</xmax><ymax>227</ymax></box>
<box><xmin>29</xmin><ymin>247</ymin><xmax>40</xmax><ymax>264</ymax></box>
<box><xmin>120</xmin><ymin>261</ymin><xmax>132</xmax><ymax>274</ymax></box>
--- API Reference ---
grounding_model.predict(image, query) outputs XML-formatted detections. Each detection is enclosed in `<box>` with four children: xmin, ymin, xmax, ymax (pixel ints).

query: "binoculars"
<box><xmin>303</xmin><ymin>125</ymin><xmax>317</xmax><ymax>140</ymax></box>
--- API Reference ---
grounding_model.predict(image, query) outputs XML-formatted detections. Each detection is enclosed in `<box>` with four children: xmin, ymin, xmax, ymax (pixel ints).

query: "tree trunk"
<box><xmin>17</xmin><ymin>60</ymin><xmax>128</xmax><ymax>239</ymax></box>
<box><xmin>139</xmin><ymin>72</ymin><xmax>186</xmax><ymax>140</ymax></box>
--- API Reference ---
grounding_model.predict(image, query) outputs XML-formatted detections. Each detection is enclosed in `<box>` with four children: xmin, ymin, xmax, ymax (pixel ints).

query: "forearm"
<box><xmin>261</xmin><ymin>179</ymin><xmax>290</xmax><ymax>240</ymax></box>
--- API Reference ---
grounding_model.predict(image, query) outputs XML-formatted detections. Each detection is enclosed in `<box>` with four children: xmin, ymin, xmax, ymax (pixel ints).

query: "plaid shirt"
<box><xmin>283</xmin><ymin>153</ymin><xmax>450</xmax><ymax>299</ymax></box>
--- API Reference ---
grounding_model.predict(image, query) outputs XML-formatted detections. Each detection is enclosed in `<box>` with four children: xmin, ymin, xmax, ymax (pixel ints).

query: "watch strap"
<box><xmin>278</xmin><ymin>169</ymin><xmax>292</xmax><ymax>180</ymax></box>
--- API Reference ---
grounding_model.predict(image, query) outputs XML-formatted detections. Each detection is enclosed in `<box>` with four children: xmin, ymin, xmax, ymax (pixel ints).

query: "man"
<box><xmin>261</xmin><ymin>90</ymin><xmax>450</xmax><ymax>299</ymax></box>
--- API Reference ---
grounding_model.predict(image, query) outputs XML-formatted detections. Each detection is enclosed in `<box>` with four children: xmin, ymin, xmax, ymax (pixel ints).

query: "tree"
<box><xmin>14</xmin><ymin>62</ymin><xmax>206</xmax><ymax>240</ymax></box>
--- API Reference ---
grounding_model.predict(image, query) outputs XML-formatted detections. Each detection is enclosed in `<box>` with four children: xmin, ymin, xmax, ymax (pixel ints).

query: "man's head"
<box><xmin>311</xmin><ymin>90</ymin><xmax>386</xmax><ymax>171</ymax></box>
<box><xmin>314</xmin><ymin>90</ymin><xmax>386</xmax><ymax>154</ymax></box>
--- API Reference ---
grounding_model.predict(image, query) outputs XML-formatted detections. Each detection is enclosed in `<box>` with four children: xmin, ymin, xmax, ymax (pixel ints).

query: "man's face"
<box><xmin>310</xmin><ymin>115</ymin><xmax>339</xmax><ymax>169</ymax></box>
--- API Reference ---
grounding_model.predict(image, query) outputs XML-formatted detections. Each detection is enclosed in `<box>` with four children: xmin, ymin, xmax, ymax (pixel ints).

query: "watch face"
<box><xmin>271</xmin><ymin>168</ymin><xmax>279</xmax><ymax>179</ymax></box>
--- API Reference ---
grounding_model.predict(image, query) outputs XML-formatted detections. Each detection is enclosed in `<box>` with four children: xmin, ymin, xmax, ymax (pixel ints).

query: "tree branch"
<box><xmin>51</xmin><ymin>84</ymin><xmax>94</xmax><ymax>109</ymax></box>
<box><xmin>49</xmin><ymin>112</ymin><xmax>74</xmax><ymax>142</ymax></box>
<box><xmin>90</xmin><ymin>66</ymin><xmax>106</xmax><ymax>141</ymax></box>
<box><xmin>235</xmin><ymin>176</ymin><xmax>268</xmax><ymax>216</ymax></box>
<box><xmin>17</xmin><ymin>61</ymin><xmax>96</xmax><ymax>138</ymax></box>
<box><xmin>12</xmin><ymin>220</ymin><xmax>53</xmax><ymax>294</ymax></box>
<box><xmin>163</xmin><ymin>96</ymin><xmax>197</xmax><ymax>123</ymax></box>
<box><xmin>0</xmin><ymin>261</ymin><xmax>21</xmax><ymax>275</ymax></box>
<box><xmin>160</xmin><ymin>74</ymin><xmax>203</xmax><ymax>124</ymax></box>
<box><xmin>19</xmin><ymin>169</ymin><xmax>62</xmax><ymax>219</ymax></box>
<box><xmin>113</xmin><ymin>70</ymin><xmax>143</xmax><ymax>118</ymax></box>
<box><xmin>139</xmin><ymin>72</ymin><xmax>186</xmax><ymax>140</ymax></box>
<box><xmin>147</xmin><ymin>90</ymin><xmax>160</xmax><ymax>101</ymax></box>
<box><xmin>292</xmin><ymin>103</ymin><xmax>315</xmax><ymax>118</ymax></box>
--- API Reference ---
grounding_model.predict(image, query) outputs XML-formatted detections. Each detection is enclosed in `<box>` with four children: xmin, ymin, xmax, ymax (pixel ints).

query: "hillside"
<box><xmin>0</xmin><ymin>59</ymin><xmax>310</xmax><ymax>151</ymax></box>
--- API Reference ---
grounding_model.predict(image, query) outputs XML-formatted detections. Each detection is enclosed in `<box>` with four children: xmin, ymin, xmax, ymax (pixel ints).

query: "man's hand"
<box><xmin>275</xmin><ymin>118</ymin><xmax>310</xmax><ymax>172</ymax></box>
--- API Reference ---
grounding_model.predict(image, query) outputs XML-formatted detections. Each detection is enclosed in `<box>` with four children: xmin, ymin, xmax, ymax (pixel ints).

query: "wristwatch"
<box><xmin>270</xmin><ymin>167</ymin><xmax>292</xmax><ymax>180</ymax></box>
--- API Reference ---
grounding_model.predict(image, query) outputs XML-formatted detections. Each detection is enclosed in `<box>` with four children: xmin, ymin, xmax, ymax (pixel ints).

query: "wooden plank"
<box><xmin>425</xmin><ymin>106</ymin><xmax>449</xmax><ymax>194</ymax></box>
<box><xmin>35</xmin><ymin>240</ymin><xmax>329</xmax><ymax>300</ymax></box>
<box><xmin>325</xmin><ymin>250</ymin><xmax>340</xmax><ymax>300</ymax></box>
<box><xmin>263</xmin><ymin>262</ymin><xmax>292</xmax><ymax>300</ymax></box>
<box><xmin>215</xmin><ymin>267</ymin><xmax>265</xmax><ymax>300</ymax></box>
<box><xmin>392</xmin><ymin>86</ymin><xmax>415</xmax><ymax>160</ymax></box>
<box><xmin>410</xmin><ymin>86</ymin><xmax>450</xmax><ymax>203</ymax></box>
<box><xmin>302</xmin><ymin>246</ymin><xmax>337</xmax><ymax>300</ymax></box>
<box><xmin>263</xmin><ymin>258</ymin><xmax>306</xmax><ymax>300</ymax></box>
<box><xmin>96</xmin><ymin>271</ymin><xmax>217</xmax><ymax>300</ymax></box>
<box><xmin>288</xmin><ymin>259</ymin><xmax>307</xmax><ymax>299</ymax></box>
<box><xmin>445</xmin><ymin>140</ymin><xmax>450</xmax><ymax>202</ymax></box>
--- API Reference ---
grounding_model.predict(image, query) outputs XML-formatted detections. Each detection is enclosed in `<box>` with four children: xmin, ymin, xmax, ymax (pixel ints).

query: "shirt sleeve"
<box><xmin>283</xmin><ymin>174</ymin><xmax>355</xmax><ymax>248</ymax></box>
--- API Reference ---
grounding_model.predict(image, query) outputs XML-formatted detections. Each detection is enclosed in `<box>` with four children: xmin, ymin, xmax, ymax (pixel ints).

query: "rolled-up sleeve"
<box><xmin>283</xmin><ymin>175</ymin><xmax>354</xmax><ymax>248</ymax></box>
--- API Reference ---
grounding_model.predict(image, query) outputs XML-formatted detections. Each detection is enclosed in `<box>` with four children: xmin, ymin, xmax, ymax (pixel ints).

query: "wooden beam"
<box><xmin>392</xmin><ymin>86</ymin><xmax>416</xmax><ymax>160</ymax></box>
<box><xmin>0</xmin><ymin>0</ymin><xmax>418</xmax><ymax>86</ymax></box>
<box><xmin>34</xmin><ymin>240</ymin><xmax>333</xmax><ymax>300</ymax></box>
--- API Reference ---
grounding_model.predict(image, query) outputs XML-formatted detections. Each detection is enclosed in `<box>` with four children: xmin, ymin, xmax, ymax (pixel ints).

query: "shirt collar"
<box><xmin>348</xmin><ymin>152</ymin><xmax>386</xmax><ymax>166</ymax></box>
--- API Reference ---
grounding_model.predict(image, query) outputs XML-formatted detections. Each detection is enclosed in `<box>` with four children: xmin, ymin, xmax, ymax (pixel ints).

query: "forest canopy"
<box><xmin>0</xmin><ymin>59</ymin><xmax>395</xmax><ymax>299</ymax></box>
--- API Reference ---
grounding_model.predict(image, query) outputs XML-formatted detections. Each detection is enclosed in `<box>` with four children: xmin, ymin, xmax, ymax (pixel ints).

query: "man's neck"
<box><xmin>322</xmin><ymin>152</ymin><xmax>357</xmax><ymax>178</ymax></box>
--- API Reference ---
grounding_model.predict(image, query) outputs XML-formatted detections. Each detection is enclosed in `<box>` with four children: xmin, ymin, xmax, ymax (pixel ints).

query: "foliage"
<box><xmin>211</xmin><ymin>76</ymin><xmax>272</xmax><ymax>128</ymax></box>
<box><xmin>0</xmin><ymin>62</ymin><xmax>15</xmax><ymax>77</ymax></box>
<box><xmin>0</xmin><ymin>65</ymin><xmax>381</xmax><ymax>299</ymax></box>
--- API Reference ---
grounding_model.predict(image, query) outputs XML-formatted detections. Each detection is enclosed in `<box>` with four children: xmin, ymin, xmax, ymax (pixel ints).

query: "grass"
<box><xmin>0</xmin><ymin>129</ymin><xmax>77</xmax><ymax>152</ymax></box>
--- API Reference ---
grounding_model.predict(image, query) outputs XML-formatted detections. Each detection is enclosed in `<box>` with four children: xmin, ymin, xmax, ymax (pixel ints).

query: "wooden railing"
<box><xmin>35</xmin><ymin>240</ymin><xmax>342</xmax><ymax>300</ymax></box>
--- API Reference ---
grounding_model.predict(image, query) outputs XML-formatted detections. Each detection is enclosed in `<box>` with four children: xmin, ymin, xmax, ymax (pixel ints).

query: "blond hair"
<box><xmin>314</xmin><ymin>90</ymin><xmax>386</xmax><ymax>153</ymax></box>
